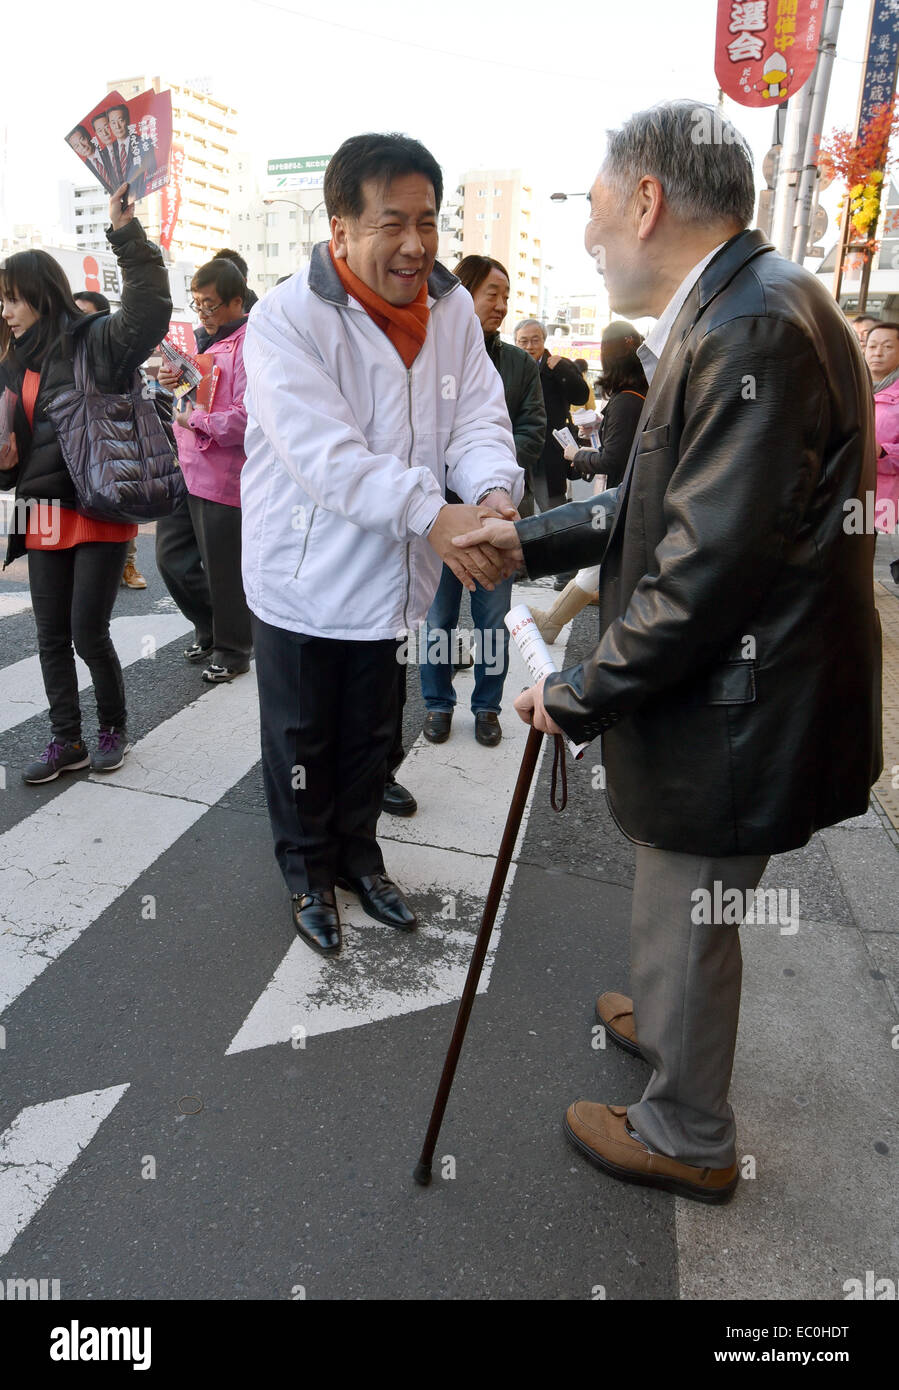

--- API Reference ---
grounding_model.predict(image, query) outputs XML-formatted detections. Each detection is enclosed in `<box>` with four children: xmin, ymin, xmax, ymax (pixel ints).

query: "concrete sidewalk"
<box><xmin>541</xmin><ymin>592</ymin><xmax>898</xmax><ymax>1301</ymax></box>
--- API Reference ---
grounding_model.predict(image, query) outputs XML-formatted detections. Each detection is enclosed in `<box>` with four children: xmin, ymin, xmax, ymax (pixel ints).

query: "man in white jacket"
<box><xmin>242</xmin><ymin>133</ymin><xmax>524</xmax><ymax>957</ymax></box>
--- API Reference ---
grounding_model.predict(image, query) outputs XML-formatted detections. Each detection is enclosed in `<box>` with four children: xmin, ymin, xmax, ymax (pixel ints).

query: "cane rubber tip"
<box><xmin>412</xmin><ymin>1161</ymin><xmax>432</xmax><ymax>1186</ymax></box>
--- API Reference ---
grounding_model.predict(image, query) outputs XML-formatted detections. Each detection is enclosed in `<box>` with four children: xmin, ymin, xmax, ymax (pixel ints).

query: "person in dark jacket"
<box><xmin>531</xmin><ymin>320</ymin><xmax>647</xmax><ymax>642</ymax></box>
<box><xmin>453</xmin><ymin>101</ymin><xmax>882</xmax><ymax>1205</ymax></box>
<box><xmin>515</xmin><ymin>317</ymin><xmax>589</xmax><ymax>588</ymax></box>
<box><xmin>564</xmin><ymin>320</ymin><xmax>647</xmax><ymax>487</ymax></box>
<box><xmin>0</xmin><ymin>184</ymin><xmax>172</xmax><ymax>783</ymax></box>
<box><xmin>418</xmin><ymin>254</ymin><xmax>543</xmax><ymax>749</ymax></box>
<box><xmin>514</xmin><ymin>318</ymin><xmax>589</xmax><ymax>511</ymax></box>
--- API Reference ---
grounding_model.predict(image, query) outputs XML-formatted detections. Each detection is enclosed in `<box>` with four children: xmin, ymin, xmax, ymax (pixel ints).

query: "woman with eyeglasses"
<box><xmin>157</xmin><ymin>258</ymin><xmax>252</xmax><ymax>683</ymax></box>
<box><xmin>0</xmin><ymin>184</ymin><xmax>171</xmax><ymax>783</ymax></box>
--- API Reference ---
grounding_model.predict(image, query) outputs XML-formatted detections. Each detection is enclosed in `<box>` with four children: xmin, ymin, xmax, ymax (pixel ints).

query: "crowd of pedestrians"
<box><xmin>0</xmin><ymin>109</ymin><xmax>891</xmax><ymax>1207</ymax></box>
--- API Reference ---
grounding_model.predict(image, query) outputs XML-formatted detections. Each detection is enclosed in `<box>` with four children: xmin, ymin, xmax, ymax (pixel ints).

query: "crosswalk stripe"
<box><xmin>0</xmin><ymin>671</ymin><xmax>261</xmax><ymax>1014</ymax></box>
<box><xmin>0</xmin><ymin>594</ymin><xmax>32</xmax><ymax>620</ymax></box>
<box><xmin>226</xmin><ymin>842</ymin><xmax>502</xmax><ymax>1051</ymax></box>
<box><xmin>0</xmin><ymin>1085</ymin><xmax>129</xmax><ymax>1260</ymax></box>
<box><xmin>93</xmin><ymin>663</ymin><xmax>260</xmax><ymax>802</ymax></box>
<box><xmin>226</xmin><ymin>579</ymin><xmax>573</xmax><ymax>1054</ymax></box>
<box><xmin>0</xmin><ymin>613</ymin><xmax>193</xmax><ymax>736</ymax></box>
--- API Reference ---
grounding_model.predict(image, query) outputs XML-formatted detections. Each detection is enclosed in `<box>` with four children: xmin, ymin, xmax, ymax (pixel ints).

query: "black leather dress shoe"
<box><xmin>423</xmin><ymin>711</ymin><xmax>452</xmax><ymax>743</ymax></box>
<box><xmin>382</xmin><ymin>777</ymin><xmax>417</xmax><ymax>817</ymax></box>
<box><xmin>336</xmin><ymin>874</ymin><xmax>417</xmax><ymax>931</ymax></box>
<box><xmin>475</xmin><ymin>711</ymin><xmax>502</xmax><ymax>746</ymax></box>
<box><xmin>290</xmin><ymin>890</ymin><xmax>341</xmax><ymax>955</ymax></box>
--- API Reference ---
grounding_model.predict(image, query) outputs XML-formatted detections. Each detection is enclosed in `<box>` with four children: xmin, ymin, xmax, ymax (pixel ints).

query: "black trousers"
<box><xmin>387</xmin><ymin>662</ymin><xmax>406</xmax><ymax>779</ymax></box>
<box><xmin>28</xmin><ymin>541</ymin><xmax>129</xmax><ymax>742</ymax></box>
<box><xmin>187</xmin><ymin>495</ymin><xmax>252</xmax><ymax>666</ymax></box>
<box><xmin>155</xmin><ymin>495</ymin><xmax>214</xmax><ymax>648</ymax></box>
<box><xmin>253</xmin><ymin>615</ymin><xmax>401</xmax><ymax>894</ymax></box>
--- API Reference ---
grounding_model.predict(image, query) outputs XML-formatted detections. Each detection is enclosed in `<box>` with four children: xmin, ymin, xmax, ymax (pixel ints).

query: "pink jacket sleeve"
<box><xmin>189</xmin><ymin>346</ymin><xmax>247</xmax><ymax>453</ymax></box>
<box><xmin>875</xmin><ymin>386</ymin><xmax>899</xmax><ymax>474</ymax></box>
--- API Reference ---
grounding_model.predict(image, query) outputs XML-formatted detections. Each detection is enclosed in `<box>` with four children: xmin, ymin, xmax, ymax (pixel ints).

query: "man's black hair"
<box><xmin>192</xmin><ymin>257</ymin><xmax>247</xmax><ymax>305</ymax></box>
<box><xmin>67</xmin><ymin>125</ymin><xmax>92</xmax><ymax>144</ymax></box>
<box><xmin>75</xmin><ymin>290</ymin><xmax>110</xmax><ymax>313</ymax></box>
<box><xmin>324</xmin><ymin>133</ymin><xmax>443</xmax><ymax>220</ymax></box>
<box><xmin>213</xmin><ymin>247</ymin><xmax>249</xmax><ymax>280</ymax></box>
<box><xmin>91</xmin><ymin>112</ymin><xmax>109</xmax><ymax>128</ymax></box>
<box><xmin>108</xmin><ymin>102</ymin><xmax>130</xmax><ymax>122</ymax></box>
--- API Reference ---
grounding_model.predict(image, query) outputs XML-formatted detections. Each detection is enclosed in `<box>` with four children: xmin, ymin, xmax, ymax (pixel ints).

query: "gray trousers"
<box><xmin>626</xmin><ymin>845</ymin><xmax>769</xmax><ymax>1169</ymax></box>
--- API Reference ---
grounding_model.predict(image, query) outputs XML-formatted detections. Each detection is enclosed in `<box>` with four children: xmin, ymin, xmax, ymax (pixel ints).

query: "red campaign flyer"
<box><xmin>65</xmin><ymin>88</ymin><xmax>172</xmax><ymax>201</ymax></box>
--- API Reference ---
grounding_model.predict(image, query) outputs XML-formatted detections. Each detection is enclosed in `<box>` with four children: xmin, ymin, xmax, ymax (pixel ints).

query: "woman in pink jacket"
<box><xmin>160</xmin><ymin>258</ymin><xmax>252</xmax><ymax>682</ymax></box>
<box><xmin>865</xmin><ymin>322</ymin><xmax>899</xmax><ymax>534</ymax></box>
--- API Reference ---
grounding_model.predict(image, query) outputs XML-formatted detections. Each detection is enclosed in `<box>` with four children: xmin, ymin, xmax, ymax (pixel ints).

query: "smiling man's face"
<box><xmin>67</xmin><ymin>130</ymin><xmax>92</xmax><ymax>159</ymax></box>
<box><xmin>332</xmin><ymin>173</ymin><xmax>438</xmax><ymax>306</ymax></box>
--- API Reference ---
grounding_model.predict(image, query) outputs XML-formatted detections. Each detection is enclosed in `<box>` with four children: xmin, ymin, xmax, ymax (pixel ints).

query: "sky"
<box><xmin>0</xmin><ymin>0</ymin><xmax>876</xmax><ymax>295</ymax></box>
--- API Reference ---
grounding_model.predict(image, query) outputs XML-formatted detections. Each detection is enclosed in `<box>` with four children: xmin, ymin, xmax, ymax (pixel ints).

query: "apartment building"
<box><xmin>458</xmin><ymin>169</ymin><xmax>542</xmax><ymax>328</ymax></box>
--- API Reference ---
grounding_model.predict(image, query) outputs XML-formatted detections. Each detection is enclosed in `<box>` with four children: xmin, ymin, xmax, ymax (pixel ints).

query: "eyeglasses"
<box><xmin>189</xmin><ymin>296</ymin><xmax>224</xmax><ymax>315</ymax></box>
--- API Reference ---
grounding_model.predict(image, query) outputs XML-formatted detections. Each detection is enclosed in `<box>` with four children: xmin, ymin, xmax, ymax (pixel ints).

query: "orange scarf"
<box><xmin>329</xmin><ymin>243</ymin><xmax>429</xmax><ymax>368</ymax></box>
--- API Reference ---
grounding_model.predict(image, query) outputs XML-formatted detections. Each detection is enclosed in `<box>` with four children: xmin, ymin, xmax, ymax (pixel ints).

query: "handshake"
<box><xmin>427</xmin><ymin>490</ymin><xmax>525</xmax><ymax>591</ymax></box>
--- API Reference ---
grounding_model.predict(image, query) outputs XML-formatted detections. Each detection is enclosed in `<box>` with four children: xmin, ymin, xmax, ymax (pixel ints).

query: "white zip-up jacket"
<box><xmin>240</xmin><ymin>244</ymin><xmax>524</xmax><ymax>640</ymax></box>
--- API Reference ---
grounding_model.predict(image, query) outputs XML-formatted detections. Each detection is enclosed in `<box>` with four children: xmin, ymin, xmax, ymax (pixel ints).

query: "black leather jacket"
<box><xmin>517</xmin><ymin>229</ymin><xmax>882</xmax><ymax>857</ymax></box>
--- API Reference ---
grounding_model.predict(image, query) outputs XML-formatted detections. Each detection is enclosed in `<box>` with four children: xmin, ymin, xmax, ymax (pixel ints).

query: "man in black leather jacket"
<box><xmin>455</xmin><ymin>101</ymin><xmax>882</xmax><ymax>1205</ymax></box>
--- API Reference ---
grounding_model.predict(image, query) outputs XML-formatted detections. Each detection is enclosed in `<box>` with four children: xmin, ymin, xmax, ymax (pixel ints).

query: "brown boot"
<box><xmin>531</xmin><ymin>578</ymin><xmax>594</xmax><ymax>643</ymax></box>
<box><xmin>121</xmin><ymin>560</ymin><xmax>147</xmax><ymax>589</ymax></box>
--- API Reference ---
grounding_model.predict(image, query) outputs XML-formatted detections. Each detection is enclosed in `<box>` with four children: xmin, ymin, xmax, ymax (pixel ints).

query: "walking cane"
<box><xmin>412</xmin><ymin>723</ymin><xmax>547</xmax><ymax>1186</ymax></box>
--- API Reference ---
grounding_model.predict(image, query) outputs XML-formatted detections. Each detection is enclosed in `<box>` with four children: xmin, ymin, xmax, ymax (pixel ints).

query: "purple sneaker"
<box><xmin>23</xmin><ymin>739</ymin><xmax>90</xmax><ymax>785</ymax></box>
<box><xmin>90</xmin><ymin>728</ymin><xmax>132</xmax><ymax>773</ymax></box>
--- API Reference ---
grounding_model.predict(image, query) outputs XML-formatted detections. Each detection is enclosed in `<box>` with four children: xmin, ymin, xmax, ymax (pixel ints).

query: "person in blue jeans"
<box><xmin>420</xmin><ymin>255</ymin><xmax>545</xmax><ymax>746</ymax></box>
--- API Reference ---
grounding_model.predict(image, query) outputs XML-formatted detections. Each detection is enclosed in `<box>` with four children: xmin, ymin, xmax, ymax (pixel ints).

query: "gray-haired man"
<box><xmin>457</xmin><ymin>101</ymin><xmax>882</xmax><ymax>1203</ymax></box>
<box><xmin>514</xmin><ymin>318</ymin><xmax>589</xmax><ymax>516</ymax></box>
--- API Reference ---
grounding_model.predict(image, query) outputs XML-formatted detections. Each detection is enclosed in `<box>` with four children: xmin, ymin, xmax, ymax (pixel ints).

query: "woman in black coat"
<box><xmin>0</xmin><ymin>184</ymin><xmax>172</xmax><ymax>783</ymax></box>
<box><xmin>564</xmin><ymin>323</ymin><xmax>648</xmax><ymax>487</ymax></box>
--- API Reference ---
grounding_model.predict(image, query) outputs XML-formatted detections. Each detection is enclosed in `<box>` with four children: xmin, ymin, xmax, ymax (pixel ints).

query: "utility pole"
<box><xmin>791</xmin><ymin>0</ymin><xmax>843</xmax><ymax>263</ymax></box>
<box><xmin>772</xmin><ymin>72</ymin><xmax>817</xmax><ymax>256</ymax></box>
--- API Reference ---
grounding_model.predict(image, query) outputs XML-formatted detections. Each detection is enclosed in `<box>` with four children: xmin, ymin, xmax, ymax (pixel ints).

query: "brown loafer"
<box><xmin>595</xmin><ymin>991</ymin><xmax>644</xmax><ymax>1060</ymax></box>
<box><xmin>564</xmin><ymin>1102</ymin><xmax>739</xmax><ymax>1205</ymax></box>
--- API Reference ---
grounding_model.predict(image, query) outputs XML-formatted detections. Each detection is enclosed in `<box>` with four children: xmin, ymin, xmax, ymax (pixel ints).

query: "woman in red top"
<box><xmin>0</xmin><ymin>184</ymin><xmax>172</xmax><ymax>782</ymax></box>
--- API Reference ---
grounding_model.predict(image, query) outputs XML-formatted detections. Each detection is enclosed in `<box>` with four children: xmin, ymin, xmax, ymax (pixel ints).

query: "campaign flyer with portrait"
<box><xmin>65</xmin><ymin>89</ymin><xmax>173</xmax><ymax>201</ymax></box>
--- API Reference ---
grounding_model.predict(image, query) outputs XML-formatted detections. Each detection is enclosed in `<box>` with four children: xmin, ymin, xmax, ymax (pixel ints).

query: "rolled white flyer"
<box><xmin>505</xmin><ymin>604</ymin><xmax>589</xmax><ymax>760</ymax></box>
